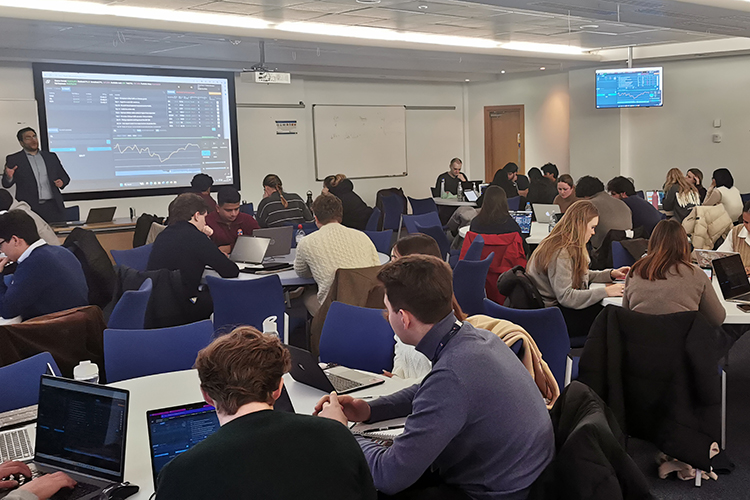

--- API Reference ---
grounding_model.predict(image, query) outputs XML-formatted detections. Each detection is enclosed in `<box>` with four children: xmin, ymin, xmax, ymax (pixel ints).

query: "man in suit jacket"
<box><xmin>2</xmin><ymin>127</ymin><xmax>70</xmax><ymax>223</ymax></box>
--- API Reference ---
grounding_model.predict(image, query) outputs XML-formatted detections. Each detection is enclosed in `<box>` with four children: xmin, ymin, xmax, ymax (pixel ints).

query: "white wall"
<box><xmin>467</xmin><ymin>72</ymin><xmax>571</xmax><ymax>178</ymax></box>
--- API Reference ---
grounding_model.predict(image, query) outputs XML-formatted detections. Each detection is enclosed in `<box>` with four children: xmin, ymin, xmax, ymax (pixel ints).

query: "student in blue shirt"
<box><xmin>607</xmin><ymin>176</ymin><xmax>665</xmax><ymax>238</ymax></box>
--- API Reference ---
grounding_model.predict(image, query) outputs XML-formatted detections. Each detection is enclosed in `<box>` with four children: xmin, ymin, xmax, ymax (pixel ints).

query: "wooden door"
<box><xmin>484</xmin><ymin>105</ymin><xmax>524</xmax><ymax>182</ymax></box>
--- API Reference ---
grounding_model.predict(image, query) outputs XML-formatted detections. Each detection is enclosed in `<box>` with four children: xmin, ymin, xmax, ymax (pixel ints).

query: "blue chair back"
<box><xmin>104</xmin><ymin>320</ymin><xmax>215</xmax><ymax>383</ymax></box>
<box><xmin>381</xmin><ymin>195</ymin><xmax>403</xmax><ymax>231</ymax></box>
<box><xmin>64</xmin><ymin>205</ymin><xmax>80</xmax><ymax>222</ymax></box>
<box><xmin>111</xmin><ymin>244</ymin><xmax>153</xmax><ymax>272</ymax></box>
<box><xmin>240</xmin><ymin>202</ymin><xmax>254</xmax><ymax>215</ymax></box>
<box><xmin>408</xmin><ymin>196</ymin><xmax>438</xmax><ymax>215</ymax></box>
<box><xmin>206</xmin><ymin>274</ymin><xmax>286</xmax><ymax>336</ymax></box>
<box><xmin>0</xmin><ymin>352</ymin><xmax>59</xmax><ymax>413</ymax></box>
<box><xmin>402</xmin><ymin>212</ymin><xmax>442</xmax><ymax>234</ymax></box>
<box><xmin>301</xmin><ymin>222</ymin><xmax>318</xmax><ymax>235</ymax></box>
<box><xmin>635</xmin><ymin>191</ymin><xmax>645</xmax><ymax>199</ymax></box>
<box><xmin>108</xmin><ymin>278</ymin><xmax>153</xmax><ymax>330</ymax></box>
<box><xmin>742</xmin><ymin>193</ymin><xmax>750</xmax><ymax>204</ymax></box>
<box><xmin>483</xmin><ymin>298</ymin><xmax>570</xmax><ymax>389</ymax></box>
<box><xmin>612</xmin><ymin>241</ymin><xmax>636</xmax><ymax>268</ymax></box>
<box><xmin>463</xmin><ymin>234</ymin><xmax>485</xmax><ymax>261</ymax></box>
<box><xmin>366</xmin><ymin>207</ymin><xmax>381</xmax><ymax>231</ymax></box>
<box><xmin>319</xmin><ymin>302</ymin><xmax>396</xmax><ymax>373</ymax></box>
<box><xmin>507</xmin><ymin>196</ymin><xmax>521</xmax><ymax>211</ymax></box>
<box><xmin>364</xmin><ymin>230</ymin><xmax>393</xmax><ymax>254</ymax></box>
<box><xmin>414</xmin><ymin>223</ymin><xmax>451</xmax><ymax>261</ymax></box>
<box><xmin>453</xmin><ymin>253</ymin><xmax>493</xmax><ymax>316</ymax></box>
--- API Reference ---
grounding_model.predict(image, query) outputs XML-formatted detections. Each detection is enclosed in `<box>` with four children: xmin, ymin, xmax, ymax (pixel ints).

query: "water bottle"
<box><xmin>306</xmin><ymin>191</ymin><xmax>314</xmax><ymax>211</ymax></box>
<box><xmin>295</xmin><ymin>224</ymin><xmax>305</xmax><ymax>245</ymax></box>
<box><xmin>440</xmin><ymin>178</ymin><xmax>446</xmax><ymax>198</ymax></box>
<box><xmin>525</xmin><ymin>202</ymin><xmax>532</xmax><ymax>212</ymax></box>
<box><xmin>548</xmin><ymin>207</ymin><xmax>558</xmax><ymax>232</ymax></box>
<box><xmin>457</xmin><ymin>181</ymin><xmax>464</xmax><ymax>202</ymax></box>
<box><xmin>73</xmin><ymin>360</ymin><xmax>99</xmax><ymax>384</ymax></box>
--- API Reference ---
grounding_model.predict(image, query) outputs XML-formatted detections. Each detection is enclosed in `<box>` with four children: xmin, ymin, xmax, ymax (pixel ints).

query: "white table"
<box><xmin>597</xmin><ymin>278</ymin><xmax>750</xmax><ymax>324</ymax></box>
<box><xmin>204</xmin><ymin>250</ymin><xmax>390</xmax><ymax>287</ymax></box>
<box><xmin>458</xmin><ymin>221</ymin><xmax>549</xmax><ymax>246</ymax></box>
<box><xmin>109</xmin><ymin>369</ymin><xmax>416</xmax><ymax>499</ymax></box>
<box><xmin>433</xmin><ymin>197</ymin><xmax>477</xmax><ymax>207</ymax></box>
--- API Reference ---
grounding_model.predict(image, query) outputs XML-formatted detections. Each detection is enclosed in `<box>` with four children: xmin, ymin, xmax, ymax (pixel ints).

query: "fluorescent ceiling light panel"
<box><xmin>502</xmin><ymin>41</ymin><xmax>586</xmax><ymax>54</ymax></box>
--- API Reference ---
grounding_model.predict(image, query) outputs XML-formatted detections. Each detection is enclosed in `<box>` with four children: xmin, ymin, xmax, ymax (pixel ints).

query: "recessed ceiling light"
<box><xmin>356</xmin><ymin>0</ymin><xmax>381</xmax><ymax>4</ymax></box>
<box><xmin>503</xmin><ymin>41</ymin><xmax>585</xmax><ymax>55</ymax></box>
<box><xmin>501</xmin><ymin>70</ymin><xmax>505</xmax><ymax>74</ymax></box>
<box><xmin>418</xmin><ymin>4</ymin><xmax>428</xmax><ymax>9</ymax></box>
<box><xmin>580</xmin><ymin>24</ymin><xmax>599</xmax><ymax>29</ymax></box>
<box><xmin>465</xmin><ymin>78</ymin><xmax>470</xmax><ymax>81</ymax></box>
<box><xmin>540</xmin><ymin>67</ymin><xmax>545</xmax><ymax>70</ymax></box>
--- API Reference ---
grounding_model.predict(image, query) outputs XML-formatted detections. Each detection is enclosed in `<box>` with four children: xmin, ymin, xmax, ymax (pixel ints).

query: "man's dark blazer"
<box><xmin>2</xmin><ymin>149</ymin><xmax>70</xmax><ymax>213</ymax></box>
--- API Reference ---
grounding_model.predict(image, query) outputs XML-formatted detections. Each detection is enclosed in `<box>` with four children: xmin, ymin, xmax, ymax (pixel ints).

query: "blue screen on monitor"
<box><xmin>596</xmin><ymin>67</ymin><xmax>663</xmax><ymax>109</ymax></box>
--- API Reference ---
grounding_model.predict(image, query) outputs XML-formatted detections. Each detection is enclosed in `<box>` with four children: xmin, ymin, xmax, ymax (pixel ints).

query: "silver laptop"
<box><xmin>253</xmin><ymin>226</ymin><xmax>293</xmax><ymax>257</ymax></box>
<box><xmin>0</xmin><ymin>375</ymin><xmax>129</xmax><ymax>500</ymax></box>
<box><xmin>532</xmin><ymin>204</ymin><xmax>558</xmax><ymax>224</ymax></box>
<box><xmin>229</xmin><ymin>236</ymin><xmax>270</xmax><ymax>266</ymax></box>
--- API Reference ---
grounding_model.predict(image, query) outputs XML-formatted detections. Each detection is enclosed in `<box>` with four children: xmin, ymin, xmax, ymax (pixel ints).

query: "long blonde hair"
<box><xmin>664</xmin><ymin>168</ymin><xmax>697</xmax><ymax>196</ymax></box>
<box><xmin>529</xmin><ymin>200</ymin><xmax>599</xmax><ymax>289</ymax></box>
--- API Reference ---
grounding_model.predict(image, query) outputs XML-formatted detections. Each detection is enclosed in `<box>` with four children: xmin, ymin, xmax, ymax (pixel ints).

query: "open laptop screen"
<box><xmin>510</xmin><ymin>211</ymin><xmax>532</xmax><ymax>235</ymax></box>
<box><xmin>35</xmin><ymin>376</ymin><xmax>128</xmax><ymax>483</ymax></box>
<box><xmin>713</xmin><ymin>254</ymin><xmax>750</xmax><ymax>299</ymax></box>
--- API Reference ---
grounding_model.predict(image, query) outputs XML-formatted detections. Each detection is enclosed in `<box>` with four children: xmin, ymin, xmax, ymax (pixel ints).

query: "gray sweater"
<box><xmin>527</xmin><ymin>248</ymin><xmax>613</xmax><ymax>309</ymax></box>
<box><xmin>358</xmin><ymin>313</ymin><xmax>554</xmax><ymax>500</ymax></box>
<box><xmin>588</xmin><ymin>192</ymin><xmax>632</xmax><ymax>251</ymax></box>
<box><xmin>622</xmin><ymin>264</ymin><xmax>726</xmax><ymax>326</ymax></box>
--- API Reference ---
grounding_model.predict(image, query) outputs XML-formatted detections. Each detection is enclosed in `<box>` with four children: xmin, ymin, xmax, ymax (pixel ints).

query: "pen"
<box><xmin>364</xmin><ymin>424</ymin><xmax>405</xmax><ymax>433</ymax></box>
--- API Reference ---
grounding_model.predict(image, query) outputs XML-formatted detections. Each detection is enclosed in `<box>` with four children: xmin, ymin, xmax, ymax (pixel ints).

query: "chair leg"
<box><xmin>564</xmin><ymin>356</ymin><xmax>573</xmax><ymax>387</ymax></box>
<box><xmin>721</xmin><ymin>369</ymin><xmax>727</xmax><ymax>450</ymax></box>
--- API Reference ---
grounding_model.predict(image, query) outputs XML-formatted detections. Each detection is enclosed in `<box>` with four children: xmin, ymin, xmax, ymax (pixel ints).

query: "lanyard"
<box><xmin>432</xmin><ymin>321</ymin><xmax>463</xmax><ymax>362</ymax></box>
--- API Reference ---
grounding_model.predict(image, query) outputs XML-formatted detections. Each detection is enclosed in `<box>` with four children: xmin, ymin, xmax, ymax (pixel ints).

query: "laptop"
<box><xmin>146</xmin><ymin>389</ymin><xmax>294</xmax><ymax>488</ymax></box>
<box><xmin>85</xmin><ymin>207</ymin><xmax>117</xmax><ymax>224</ymax></box>
<box><xmin>532</xmin><ymin>204</ymin><xmax>558</xmax><ymax>224</ymax></box>
<box><xmin>253</xmin><ymin>226</ymin><xmax>293</xmax><ymax>257</ymax></box>
<box><xmin>464</xmin><ymin>190</ymin><xmax>478</xmax><ymax>202</ymax></box>
<box><xmin>287</xmin><ymin>346</ymin><xmax>385</xmax><ymax>395</ymax></box>
<box><xmin>646</xmin><ymin>190</ymin><xmax>665</xmax><ymax>209</ymax></box>
<box><xmin>0</xmin><ymin>375</ymin><xmax>129</xmax><ymax>500</ymax></box>
<box><xmin>229</xmin><ymin>236</ymin><xmax>270</xmax><ymax>266</ymax></box>
<box><xmin>510</xmin><ymin>211</ymin><xmax>532</xmax><ymax>236</ymax></box>
<box><xmin>712</xmin><ymin>254</ymin><xmax>750</xmax><ymax>304</ymax></box>
<box><xmin>694</xmin><ymin>249</ymin><xmax>737</xmax><ymax>269</ymax></box>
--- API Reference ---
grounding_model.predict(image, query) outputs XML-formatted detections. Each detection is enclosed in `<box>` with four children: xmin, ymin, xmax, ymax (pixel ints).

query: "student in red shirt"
<box><xmin>206</xmin><ymin>187</ymin><xmax>259</xmax><ymax>254</ymax></box>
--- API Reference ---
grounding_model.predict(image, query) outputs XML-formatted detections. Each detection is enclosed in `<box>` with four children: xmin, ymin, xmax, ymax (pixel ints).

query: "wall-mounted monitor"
<box><xmin>33</xmin><ymin>63</ymin><xmax>239</xmax><ymax>201</ymax></box>
<box><xmin>595</xmin><ymin>67</ymin><xmax>663</xmax><ymax>109</ymax></box>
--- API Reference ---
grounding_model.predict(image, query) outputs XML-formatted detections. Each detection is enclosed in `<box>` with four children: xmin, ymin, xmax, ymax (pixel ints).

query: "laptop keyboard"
<box><xmin>326</xmin><ymin>373</ymin><xmax>363</xmax><ymax>393</ymax></box>
<box><xmin>49</xmin><ymin>481</ymin><xmax>100</xmax><ymax>500</ymax></box>
<box><xmin>0</xmin><ymin>428</ymin><xmax>33</xmax><ymax>462</ymax></box>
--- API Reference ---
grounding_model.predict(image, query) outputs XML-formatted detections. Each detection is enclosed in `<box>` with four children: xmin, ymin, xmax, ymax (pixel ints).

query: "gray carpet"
<box><xmin>628</xmin><ymin>333</ymin><xmax>750</xmax><ymax>499</ymax></box>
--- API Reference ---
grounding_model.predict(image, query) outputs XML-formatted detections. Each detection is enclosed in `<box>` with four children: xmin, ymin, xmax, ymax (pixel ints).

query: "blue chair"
<box><xmin>366</xmin><ymin>207</ymin><xmax>381</xmax><ymax>231</ymax></box>
<box><xmin>507</xmin><ymin>196</ymin><xmax>521</xmax><ymax>211</ymax></box>
<box><xmin>319</xmin><ymin>302</ymin><xmax>396</xmax><ymax>373</ymax></box>
<box><xmin>414</xmin><ymin>223</ymin><xmax>451</xmax><ymax>261</ymax></box>
<box><xmin>206</xmin><ymin>274</ymin><xmax>286</xmax><ymax>339</ymax></box>
<box><xmin>240</xmin><ymin>202</ymin><xmax>254</xmax><ymax>215</ymax></box>
<box><xmin>635</xmin><ymin>191</ymin><xmax>645</xmax><ymax>199</ymax></box>
<box><xmin>364</xmin><ymin>230</ymin><xmax>393</xmax><ymax>255</ymax></box>
<box><xmin>64</xmin><ymin>205</ymin><xmax>80</xmax><ymax>222</ymax></box>
<box><xmin>408</xmin><ymin>196</ymin><xmax>438</xmax><ymax>215</ymax></box>
<box><xmin>452</xmin><ymin>253</ymin><xmax>493</xmax><ymax>316</ymax></box>
<box><xmin>742</xmin><ymin>193</ymin><xmax>750</xmax><ymax>205</ymax></box>
<box><xmin>111</xmin><ymin>244</ymin><xmax>153</xmax><ymax>272</ymax></box>
<box><xmin>108</xmin><ymin>278</ymin><xmax>153</xmax><ymax>330</ymax></box>
<box><xmin>301</xmin><ymin>222</ymin><xmax>318</xmax><ymax>235</ymax></box>
<box><xmin>483</xmin><ymin>299</ymin><xmax>571</xmax><ymax>389</ymax></box>
<box><xmin>612</xmin><ymin>241</ymin><xmax>636</xmax><ymax>268</ymax></box>
<box><xmin>401</xmin><ymin>212</ymin><xmax>442</xmax><ymax>235</ymax></box>
<box><xmin>104</xmin><ymin>320</ymin><xmax>215</xmax><ymax>383</ymax></box>
<box><xmin>0</xmin><ymin>352</ymin><xmax>59</xmax><ymax>413</ymax></box>
<box><xmin>381</xmin><ymin>195</ymin><xmax>403</xmax><ymax>232</ymax></box>
<box><xmin>463</xmin><ymin>234</ymin><xmax>485</xmax><ymax>261</ymax></box>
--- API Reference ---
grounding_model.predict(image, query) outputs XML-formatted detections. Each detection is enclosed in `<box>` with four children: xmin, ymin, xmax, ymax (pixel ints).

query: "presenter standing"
<box><xmin>3</xmin><ymin>128</ymin><xmax>69</xmax><ymax>223</ymax></box>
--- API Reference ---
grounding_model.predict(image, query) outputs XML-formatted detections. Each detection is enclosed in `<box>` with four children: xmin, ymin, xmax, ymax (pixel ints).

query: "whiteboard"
<box><xmin>313</xmin><ymin>105</ymin><xmax>407</xmax><ymax>180</ymax></box>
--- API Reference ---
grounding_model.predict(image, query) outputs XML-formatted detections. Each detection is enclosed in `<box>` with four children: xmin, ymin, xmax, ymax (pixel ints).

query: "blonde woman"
<box><xmin>526</xmin><ymin>200</ymin><xmax>628</xmax><ymax>339</ymax></box>
<box><xmin>662</xmin><ymin>167</ymin><xmax>700</xmax><ymax>222</ymax></box>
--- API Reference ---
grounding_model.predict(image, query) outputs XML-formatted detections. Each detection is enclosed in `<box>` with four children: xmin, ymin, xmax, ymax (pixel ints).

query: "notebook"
<box><xmin>532</xmin><ymin>204</ymin><xmax>558</xmax><ymax>224</ymax></box>
<box><xmin>287</xmin><ymin>346</ymin><xmax>385</xmax><ymax>395</ymax></box>
<box><xmin>253</xmin><ymin>226</ymin><xmax>293</xmax><ymax>257</ymax></box>
<box><xmin>146</xmin><ymin>390</ymin><xmax>294</xmax><ymax>487</ymax></box>
<box><xmin>0</xmin><ymin>376</ymin><xmax>130</xmax><ymax>500</ymax></box>
<box><xmin>510</xmin><ymin>211</ymin><xmax>532</xmax><ymax>235</ymax></box>
<box><xmin>712</xmin><ymin>254</ymin><xmax>750</xmax><ymax>304</ymax></box>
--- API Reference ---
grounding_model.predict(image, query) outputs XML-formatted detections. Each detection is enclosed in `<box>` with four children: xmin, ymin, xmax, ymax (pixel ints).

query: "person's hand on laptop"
<box><xmin>314</xmin><ymin>392</ymin><xmax>371</xmax><ymax>425</ymax></box>
<box><xmin>19</xmin><ymin>471</ymin><xmax>76</xmax><ymax>499</ymax></box>
<box><xmin>0</xmin><ymin>460</ymin><xmax>31</xmax><ymax>489</ymax></box>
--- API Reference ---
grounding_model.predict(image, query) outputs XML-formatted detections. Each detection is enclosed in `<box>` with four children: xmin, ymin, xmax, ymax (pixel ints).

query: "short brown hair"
<box><xmin>169</xmin><ymin>193</ymin><xmax>208</xmax><ymax>223</ymax></box>
<box><xmin>194</xmin><ymin>326</ymin><xmax>291</xmax><ymax>415</ymax></box>
<box><xmin>377</xmin><ymin>255</ymin><xmax>453</xmax><ymax>324</ymax></box>
<box><xmin>393</xmin><ymin>233</ymin><xmax>441</xmax><ymax>259</ymax></box>
<box><xmin>312</xmin><ymin>193</ymin><xmax>343</xmax><ymax>224</ymax></box>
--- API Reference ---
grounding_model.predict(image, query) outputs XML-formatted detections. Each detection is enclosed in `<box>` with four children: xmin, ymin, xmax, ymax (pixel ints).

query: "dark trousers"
<box><xmin>35</xmin><ymin>200</ymin><xmax>65</xmax><ymax>223</ymax></box>
<box><xmin>557</xmin><ymin>303</ymin><xmax>604</xmax><ymax>342</ymax></box>
<box><xmin>378</xmin><ymin>471</ymin><xmax>470</xmax><ymax>500</ymax></box>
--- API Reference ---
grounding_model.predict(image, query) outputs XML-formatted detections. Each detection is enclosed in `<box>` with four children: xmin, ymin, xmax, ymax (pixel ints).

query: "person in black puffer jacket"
<box><xmin>324</xmin><ymin>174</ymin><xmax>373</xmax><ymax>231</ymax></box>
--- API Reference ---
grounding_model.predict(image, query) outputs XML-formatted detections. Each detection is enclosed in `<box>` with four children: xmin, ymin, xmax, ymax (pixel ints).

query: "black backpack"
<box><xmin>133</xmin><ymin>213</ymin><xmax>165</xmax><ymax>248</ymax></box>
<box><xmin>496</xmin><ymin>266</ymin><xmax>544</xmax><ymax>309</ymax></box>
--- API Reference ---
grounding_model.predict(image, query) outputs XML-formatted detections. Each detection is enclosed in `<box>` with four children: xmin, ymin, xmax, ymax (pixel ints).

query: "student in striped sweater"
<box><xmin>256</xmin><ymin>174</ymin><xmax>313</xmax><ymax>228</ymax></box>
